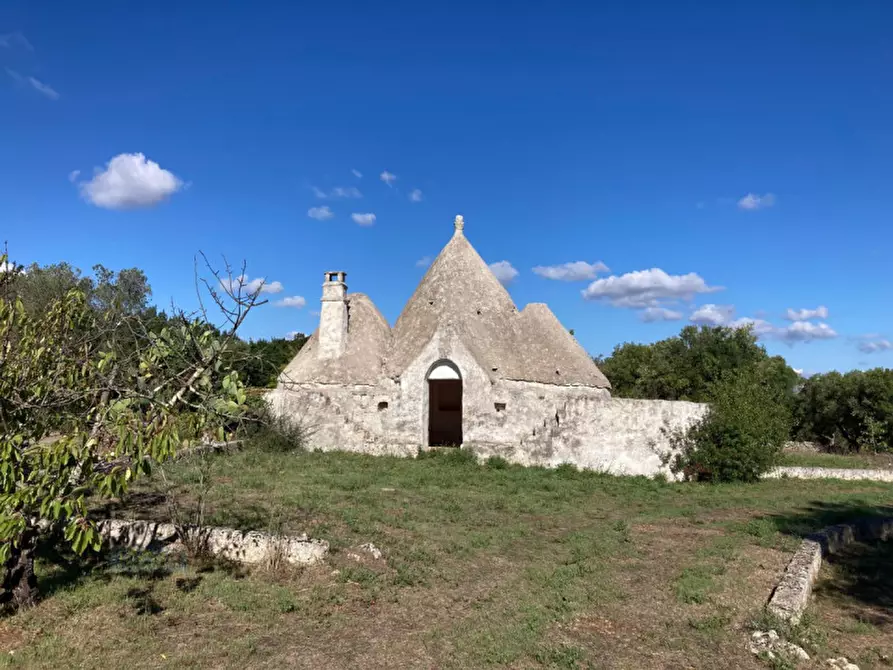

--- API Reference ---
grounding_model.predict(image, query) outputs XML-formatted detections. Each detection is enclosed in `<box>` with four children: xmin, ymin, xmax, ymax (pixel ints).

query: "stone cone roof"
<box><xmin>280</xmin><ymin>293</ymin><xmax>390</xmax><ymax>386</ymax></box>
<box><xmin>281</xmin><ymin>220</ymin><xmax>610</xmax><ymax>389</ymax></box>
<box><xmin>386</xmin><ymin>226</ymin><xmax>610</xmax><ymax>388</ymax></box>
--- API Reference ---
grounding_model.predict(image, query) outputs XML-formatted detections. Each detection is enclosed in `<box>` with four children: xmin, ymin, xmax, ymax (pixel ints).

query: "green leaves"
<box><xmin>1</xmin><ymin>279</ymin><xmax>253</xmax><ymax>567</ymax></box>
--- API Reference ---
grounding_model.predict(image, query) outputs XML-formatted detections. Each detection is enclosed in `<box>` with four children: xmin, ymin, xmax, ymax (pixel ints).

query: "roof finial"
<box><xmin>454</xmin><ymin>214</ymin><xmax>464</xmax><ymax>233</ymax></box>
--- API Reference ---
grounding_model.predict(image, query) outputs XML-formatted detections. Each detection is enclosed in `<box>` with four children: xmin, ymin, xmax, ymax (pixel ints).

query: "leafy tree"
<box><xmin>670</xmin><ymin>366</ymin><xmax>793</xmax><ymax>482</ymax></box>
<box><xmin>599</xmin><ymin>325</ymin><xmax>798</xmax><ymax>405</ymax></box>
<box><xmin>227</xmin><ymin>335</ymin><xmax>308</xmax><ymax>388</ymax></box>
<box><xmin>794</xmin><ymin>369</ymin><xmax>893</xmax><ymax>452</ymax></box>
<box><xmin>0</xmin><ymin>253</ymin><xmax>260</xmax><ymax>612</ymax></box>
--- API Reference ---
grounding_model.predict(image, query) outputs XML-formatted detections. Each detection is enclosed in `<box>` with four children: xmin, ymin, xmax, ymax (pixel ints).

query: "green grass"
<box><xmin>2</xmin><ymin>446</ymin><xmax>892</xmax><ymax>669</ymax></box>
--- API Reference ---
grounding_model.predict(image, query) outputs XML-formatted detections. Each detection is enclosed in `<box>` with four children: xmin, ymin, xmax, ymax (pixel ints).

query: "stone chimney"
<box><xmin>318</xmin><ymin>271</ymin><xmax>348</xmax><ymax>360</ymax></box>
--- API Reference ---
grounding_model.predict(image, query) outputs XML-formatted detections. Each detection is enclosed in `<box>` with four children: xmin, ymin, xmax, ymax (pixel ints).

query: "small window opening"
<box><xmin>555</xmin><ymin>369</ymin><xmax>561</xmax><ymax>376</ymax></box>
<box><xmin>429</xmin><ymin>300</ymin><xmax>434</xmax><ymax>306</ymax></box>
<box><xmin>377</xmin><ymin>401</ymin><xmax>389</xmax><ymax>411</ymax></box>
<box><xmin>495</xmin><ymin>402</ymin><xmax>506</xmax><ymax>412</ymax></box>
<box><xmin>554</xmin><ymin>412</ymin><xmax>560</xmax><ymax>426</ymax></box>
<box><xmin>491</xmin><ymin>366</ymin><xmax>498</xmax><ymax>372</ymax></box>
<box><xmin>476</xmin><ymin>309</ymin><xmax>482</xmax><ymax>315</ymax></box>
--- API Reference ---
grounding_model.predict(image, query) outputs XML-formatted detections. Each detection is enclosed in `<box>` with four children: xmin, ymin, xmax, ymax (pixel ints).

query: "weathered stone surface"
<box><xmin>767</xmin><ymin>517</ymin><xmax>893</xmax><ymax>624</ymax></box>
<box><xmin>766</xmin><ymin>467</ymin><xmax>893</xmax><ymax>482</ymax></box>
<box><xmin>749</xmin><ymin>630</ymin><xmax>810</xmax><ymax>662</ymax></box>
<box><xmin>826</xmin><ymin>657</ymin><xmax>860</xmax><ymax>670</ymax></box>
<box><xmin>346</xmin><ymin>542</ymin><xmax>384</xmax><ymax>562</ymax></box>
<box><xmin>97</xmin><ymin>518</ymin><xmax>328</xmax><ymax>566</ymax></box>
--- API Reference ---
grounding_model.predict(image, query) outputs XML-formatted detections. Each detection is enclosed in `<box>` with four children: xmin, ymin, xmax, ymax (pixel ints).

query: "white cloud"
<box><xmin>351</xmin><ymin>169</ymin><xmax>362</xmax><ymax>178</ymax></box>
<box><xmin>275</xmin><ymin>296</ymin><xmax>306</xmax><ymax>308</ymax></box>
<box><xmin>640</xmin><ymin>307</ymin><xmax>683</xmax><ymax>322</ymax></box>
<box><xmin>737</xmin><ymin>192</ymin><xmax>776</xmax><ymax>210</ymax></box>
<box><xmin>690</xmin><ymin>304</ymin><xmax>735</xmax><ymax>326</ymax></box>
<box><xmin>0</xmin><ymin>261</ymin><xmax>23</xmax><ymax>274</ymax></box>
<box><xmin>533</xmin><ymin>261</ymin><xmax>610</xmax><ymax>282</ymax></box>
<box><xmin>784</xmin><ymin>306</ymin><xmax>829</xmax><ymax>321</ymax></box>
<box><xmin>27</xmin><ymin>75</ymin><xmax>58</xmax><ymax>100</ymax></box>
<box><xmin>858</xmin><ymin>338</ymin><xmax>893</xmax><ymax>354</ymax></box>
<box><xmin>68</xmin><ymin>169</ymin><xmax>81</xmax><ymax>183</ymax></box>
<box><xmin>79</xmin><ymin>153</ymin><xmax>183</xmax><ymax>209</ymax></box>
<box><xmin>286</xmin><ymin>330</ymin><xmax>303</xmax><ymax>340</ymax></box>
<box><xmin>0</xmin><ymin>32</ymin><xmax>33</xmax><ymax>51</ymax></box>
<box><xmin>581</xmin><ymin>268</ymin><xmax>721</xmax><ymax>308</ymax></box>
<box><xmin>219</xmin><ymin>275</ymin><xmax>283</xmax><ymax>295</ymax></box>
<box><xmin>775</xmin><ymin>321</ymin><xmax>837</xmax><ymax>343</ymax></box>
<box><xmin>409</xmin><ymin>188</ymin><xmax>423</xmax><ymax>202</ymax></box>
<box><xmin>489</xmin><ymin>260</ymin><xmax>519</xmax><ymax>285</ymax></box>
<box><xmin>308</xmin><ymin>205</ymin><xmax>334</xmax><ymax>221</ymax></box>
<box><xmin>415</xmin><ymin>256</ymin><xmax>432</xmax><ymax>268</ymax></box>
<box><xmin>351</xmin><ymin>212</ymin><xmax>376</xmax><ymax>226</ymax></box>
<box><xmin>380</xmin><ymin>170</ymin><xmax>397</xmax><ymax>186</ymax></box>
<box><xmin>729</xmin><ymin>317</ymin><xmax>776</xmax><ymax>337</ymax></box>
<box><xmin>312</xmin><ymin>186</ymin><xmax>361</xmax><ymax>199</ymax></box>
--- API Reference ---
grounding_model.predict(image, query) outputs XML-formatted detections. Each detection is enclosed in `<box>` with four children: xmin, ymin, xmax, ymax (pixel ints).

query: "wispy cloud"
<box><xmin>380</xmin><ymin>170</ymin><xmax>397</xmax><ymax>186</ymax></box>
<box><xmin>737</xmin><ymin>192</ymin><xmax>776</xmax><ymax>211</ymax></box>
<box><xmin>220</xmin><ymin>275</ymin><xmax>284</xmax><ymax>296</ymax></box>
<box><xmin>27</xmin><ymin>75</ymin><xmax>58</xmax><ymax>100</ymax></box>
<box><xmin>582</xmin><ymin>268</ymin><xmax>721</xmax><ymax>308</ymax></box>
<box><xmin>308</xmin><ymin>206</ymin><xmax>334</xmax><ymax>221</ymax></box>
<box><xmin>275</xmin><ymin>296</ymin><xmax>307</xmax><ymax>308</ymax></box>
<box><xmin>533</xmin><ymin>261</ymin><xmax>609</xmax><ymax>282</ymax></box>
<box><xmin>640</xmin><ymin>307</ymin><xmax>683</xmax><ymax>322</ymax></box>
<box><xmin>0</xmin><ymin>32</ymin><xmax>33</xmax><ymax>51</ymax></box>
<box><xmin>78</xmin><ymin>153</ymin><xmax>183</xmax><ymax>209</ymax></box>
<box><xmin>409</xmin><ymin>188</ymin><xmax>423</xmax><ymax>202</ymax></box>
<box><xmin>312</xmin><ymin>186</ymin><xmax>361</xmax><ymax>199</ymax></box>
<box><xmin>6</xmin><ymin>68</ymin><xmax>59</xmax><ymax>100</ymax></box>
<box><xmin>489</xmin><ymin>261</ymin><xmax>518</xmax><ymax>285</ymax></box>
<box><xmin>351</xmin><ymin>168</ymin><xmax>362</xmax><ymax>179</ymax></box>
<box><xmin>67</xmin><ymin>170</ymin><xmax>81</xmax><ymax>183</ymax></box>
<box><xmin>415</xmin><ymin>256</ymin><xmax>432</xmax><ymax>268</ymax></box>
<box><xmin>784</xmin><ymin>306</ymin><xmax>829</xmax><ymax>321</ymax></box>
<box><xmin>857</xmin><ymin>336</ymin><xmax>893</xmax><ymax>354</ymax></box>
<box><xmin>351</xmin><ymin>212</ymin><xmax>376</xmax><ymax>226</ymax></box>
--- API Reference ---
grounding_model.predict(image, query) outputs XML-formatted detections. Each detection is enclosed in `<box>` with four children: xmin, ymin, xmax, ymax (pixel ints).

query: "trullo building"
<box><xmin>268</xmin><ymin>215</ymin><xmax>706</xmax><ymax>475</ymax></box>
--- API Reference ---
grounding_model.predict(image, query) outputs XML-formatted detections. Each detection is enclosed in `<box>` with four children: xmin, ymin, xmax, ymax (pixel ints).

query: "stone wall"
<box><xmin>268</xmin><ymin>379</ymin><xmax>707</xmax><ymax>477</ymax></box>
<box><xmin>269</xmin><ymin>326</ymin><xmax>709</xmax><ymax>477</ymax></box>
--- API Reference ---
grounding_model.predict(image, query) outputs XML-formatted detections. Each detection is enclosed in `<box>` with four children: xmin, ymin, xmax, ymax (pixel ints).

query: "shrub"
<box><xmin>241</xmin><ymin>403</ymin><xmax>307</xmax><ymax>453</ymax></box>
<box><xmin>670</xmin><ymin>368</ymin><xmax>792</xmax><ymax>482</ymax></box>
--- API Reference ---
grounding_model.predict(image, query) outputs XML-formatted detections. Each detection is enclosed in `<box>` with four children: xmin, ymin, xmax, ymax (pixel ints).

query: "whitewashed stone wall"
<box><xmin>269</xmin><ymin>328</ymin><xmax>709</xmax><ymax>477</ymax></box>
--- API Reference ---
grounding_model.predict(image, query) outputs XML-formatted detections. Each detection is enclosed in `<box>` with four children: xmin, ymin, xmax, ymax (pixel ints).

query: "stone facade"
<box><xmin>269</xmin><ymin>216</ymin><xmax>708</xmax><ymax>477</ymax></box>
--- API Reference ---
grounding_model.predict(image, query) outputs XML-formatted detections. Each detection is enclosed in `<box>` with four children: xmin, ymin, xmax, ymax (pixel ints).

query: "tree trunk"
<box><xmin>1</xmin><ymin>530</ymin><xmax>39</xmax><ymax>612</ymax></box>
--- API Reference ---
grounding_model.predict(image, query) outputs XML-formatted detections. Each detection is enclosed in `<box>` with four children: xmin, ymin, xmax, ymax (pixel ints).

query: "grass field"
<box><xmin>1</xmin><ymin>447</ymin><xmax>892</xmax><ymax>669</ymax></box>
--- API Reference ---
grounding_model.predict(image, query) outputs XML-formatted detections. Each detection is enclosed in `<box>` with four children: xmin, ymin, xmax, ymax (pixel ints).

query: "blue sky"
<box><xmin>2</xmin><ymin>1</ymin><xmax>891</xmax><ymax>374</ymax></box>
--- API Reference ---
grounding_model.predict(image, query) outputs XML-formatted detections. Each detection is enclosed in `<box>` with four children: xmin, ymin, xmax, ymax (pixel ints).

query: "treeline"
<box><xmin>599</xmin><ymin>326</ymin><xmax>892</xmax><ymax>454</ymax></box>
<box><xmin>4</xmin><ymin>260</ymin><xmax>307</xmax><ymax>389</ymax></box>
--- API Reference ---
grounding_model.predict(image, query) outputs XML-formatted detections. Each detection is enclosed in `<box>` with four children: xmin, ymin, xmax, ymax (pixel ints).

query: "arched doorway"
<box><xmin>427</xmin><ymin>361</ymin><xmax>462</xmax><ymax>446</ymax></box>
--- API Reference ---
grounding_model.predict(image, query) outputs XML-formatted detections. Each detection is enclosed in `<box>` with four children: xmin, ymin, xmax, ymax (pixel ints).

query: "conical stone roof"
<box><xmin>386</xmin><ymin>217</ymin><xmax>610</xmax><ymax>388</ymax></box>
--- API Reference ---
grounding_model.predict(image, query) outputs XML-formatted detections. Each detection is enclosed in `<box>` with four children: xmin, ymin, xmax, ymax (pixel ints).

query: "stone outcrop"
<box><xmin>765</xmin><ymin>467</ymin><xmax>893</xmax><ymax>483</ymax></box>
<box><xmin>97</xmin><ymin>518</ymin><xmax>328</xmax><ymax>567</ymax></box>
